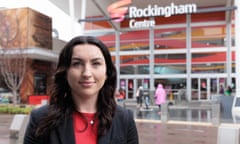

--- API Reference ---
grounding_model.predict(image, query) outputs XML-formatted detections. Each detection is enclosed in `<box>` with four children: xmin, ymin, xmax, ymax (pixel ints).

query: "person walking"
<box><xmin>154</xmin><ymin>83</ymin><xmax>167</xmax><ymax>114</ymax></box>
<box><xmin>136</xmin><ymin>86</ymin><xmax>143</xmax><ymax>108</ymax></box>
<box><xmin>23</xmin><ymin>36</ymin><xmax>138</xmax><ymax>144</ymax></box>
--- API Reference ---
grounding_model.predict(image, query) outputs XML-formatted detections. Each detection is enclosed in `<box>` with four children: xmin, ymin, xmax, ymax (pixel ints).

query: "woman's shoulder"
<box><xmin>115</xmin><ymin>105</ymin><xmax>129</xmax><ymax>113</ymax></box>
<box><xmin>115</xmin><ymin>105</ymin><xmax>133</xmax><ymax>122</ymax></box>
<box><xmin>30</xmin><ymin>105</ymin><xmax>49</xmax><ymax>119</ymax></box>
<box><xmin>113</xmin><ymin>106</ymin><xmax>137</xmax><ymax>141</ymax></box>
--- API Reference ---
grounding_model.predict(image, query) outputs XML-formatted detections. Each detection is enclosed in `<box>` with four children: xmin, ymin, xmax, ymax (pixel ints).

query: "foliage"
<box><xmin>0</xmin><ymin>104</ymin><xmax>34</xmax><ymax>114</ymax></box>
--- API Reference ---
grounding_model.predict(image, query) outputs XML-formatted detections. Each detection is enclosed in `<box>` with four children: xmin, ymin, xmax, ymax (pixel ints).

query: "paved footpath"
<box><xmin>0</xmin><ymin>114</ymin><xmax>12</xmax><ymax>144</ymax></box>
<box><xmin>136</xmin><ymin>119</ymin><xmax>218</xmax><ymax>144</ymax></box>
<box><xmin>0</xmin><ymin>114</ymin><xmax>219</xmax><ymax>144</ymax></box>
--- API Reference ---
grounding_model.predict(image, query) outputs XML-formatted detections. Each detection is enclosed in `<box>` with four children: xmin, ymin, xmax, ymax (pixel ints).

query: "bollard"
<box><xmin>161</xmin><ymin>102</ymin><xmax>169</xmax><ymax>123</ymax></box>
<box><xmin>9</xmin><ymin>114</ymin><xmax>29</xmax><ymax>144</ymax></box>
<box><xmin>211</xmin><ymin>103</ymin><xmax>220</xmax><ymax>126</ymax></box>
<box><xmin>217</xmin><ymin>124</ymin><xmax>240</xmax><ymax>144</ymax></box>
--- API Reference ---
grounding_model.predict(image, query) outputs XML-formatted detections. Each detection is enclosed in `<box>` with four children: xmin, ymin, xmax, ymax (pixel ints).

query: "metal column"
<box><xmin>80</xmin><ymin>0</ymin><xmax>86</xmax><ymax>33</ymax></box>
<box><xmin>115</xmin><ymin>32</ymin><xmax>120</xmax><ymax>90</ymax></box>
<box><xmin>226</xmin><ymin>22</ymin><xmax>232</xmax><ymax>86</ymax></box>
<box><xmin>186</xmin><ymin>14</ymin><xmax>192</xmax><ymax>101</ymax></box>
<box><xmin>149</xmin><ymin>27</ymin><xmax>155</xmax><ymax>96</ymax></box>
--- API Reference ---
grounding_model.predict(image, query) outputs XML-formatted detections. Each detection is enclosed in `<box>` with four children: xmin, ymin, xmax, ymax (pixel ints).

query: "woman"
<box><xmin>154</xmin><ymin>83</ymin><xmax>166</xmax><ymax>114</ymax></box>
<box><xmin>24</xmin><ymin>36</ymin><xmax>139</xmax><ymax>144</ymax></box>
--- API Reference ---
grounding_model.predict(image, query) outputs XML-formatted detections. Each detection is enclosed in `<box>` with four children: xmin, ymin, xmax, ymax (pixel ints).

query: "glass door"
<box><xmin>191</xmin><ymin>78</ymin><xmax>210</xmax><ymax>101</ymax></box>
<box><xmin>128</xmin><ymin>79</ymin><xmax>134</xmax><ymax>99</ymax></box>
<box><xmin>200</xmin><ymin>78</ymin><xmax>208</xmax><ymax>100</ymax></box>
<box><xmin>120</xmin><ymin>78</ymin><xmax>150</xmax><ymax>100</ymax></box>
<box><xmin>119</xmin><ymin>79</ymin><xmax>134</xmax><ymax>99</ymax></box>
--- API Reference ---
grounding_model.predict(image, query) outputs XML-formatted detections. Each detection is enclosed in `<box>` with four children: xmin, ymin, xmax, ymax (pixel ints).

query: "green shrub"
<box><xmin>0</xmin><ymin>106</ymin><xmax>8</xmax><ymax>113</ymax></box>
<box><xmin>0</xmin><ymin>104</ymin><xmax>35</xmax><ymax>114</ymax></box>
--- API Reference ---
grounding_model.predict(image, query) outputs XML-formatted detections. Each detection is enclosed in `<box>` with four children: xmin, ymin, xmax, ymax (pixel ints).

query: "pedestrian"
<box><xmin>119</xmin><ymin>88</ymin><xmax>126</xmax><ymax>100</ymax></box>
<box><xmin>136</xmin><ymin>86</ymin><xmax>143</xmax><ymax>108</ymax></box>
<box><xmin>23</xmin><ymin>36</ymin><xmax>139</xmax><ymax>144</ymax></box>
<box><xmin>115</xmin><ymin>88</ymin><xmax>125</xmax><ymax>102</ymax></box>
<box><xmin>219</xmin><ymin>85</ymin><xmax>224</xmax><ymax>95</ymax></box>
<box><xmin>114</xmin><ymin>89</ymin><xmax>120</xmax><ymax>102</ymax></box>
<box><xmin>225</xmin><ymin>85</ymin><xmax>232</xmax><ymax>96</ymax></box>
<box><xmin>154</xmin><ymin>83</ymin><xmax>167</xmax><ymax>114</ymax></box>
<box><xmin>177</xmin><ymin>84</ymin><xmax>186</xmax><ymax>103</ymax></box>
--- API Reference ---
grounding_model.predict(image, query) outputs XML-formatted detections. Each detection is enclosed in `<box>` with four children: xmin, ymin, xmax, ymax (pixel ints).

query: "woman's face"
<box><xmin>67</xmin><ymin>44</ymin><xmax>107</xmax><ymax>99</ymax></box>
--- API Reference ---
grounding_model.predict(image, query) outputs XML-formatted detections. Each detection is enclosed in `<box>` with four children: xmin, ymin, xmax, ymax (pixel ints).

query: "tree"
<box><xmin>0</xmin><ymin>10</ymin><xmax>26</xmax><ymax>104</ymax></box>
<box><xmin>0</xmin><ymin>48</ymin><xmax>26</xmax><ymax>104</ymax></box>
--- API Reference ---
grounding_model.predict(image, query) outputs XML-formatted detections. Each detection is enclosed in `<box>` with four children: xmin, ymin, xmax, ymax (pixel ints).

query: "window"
<box><xmin>34</xmin><ymin>73</ymin><xmax>46</xmax><ymax>95</ymax></box>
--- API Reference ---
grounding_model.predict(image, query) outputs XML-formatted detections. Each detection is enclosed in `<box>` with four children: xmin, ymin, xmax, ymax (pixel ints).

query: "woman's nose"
<box><xmin>82</xmin><ymin>65</ymin><xmax>92</xmax><ymax>77</ymax></box>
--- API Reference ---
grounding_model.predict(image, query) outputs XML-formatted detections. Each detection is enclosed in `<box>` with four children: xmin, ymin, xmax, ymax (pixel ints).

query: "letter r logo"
<box><xmin>107</xmin><ymin>0</ymin><xmax>132</xmax><ymax>22</ymax></box>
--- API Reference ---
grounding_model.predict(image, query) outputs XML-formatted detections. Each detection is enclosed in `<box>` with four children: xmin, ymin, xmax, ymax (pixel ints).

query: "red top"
<box><xmin>73</xmin><ymin>111</ymin><xmax>98</xmax><ymax>144</ymax></box>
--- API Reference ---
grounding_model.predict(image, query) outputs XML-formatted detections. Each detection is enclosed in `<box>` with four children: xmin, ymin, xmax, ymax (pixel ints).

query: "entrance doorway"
<box><xmin>119</xmin><ymin>78</ymin><xmax>150</xmax><ymax>100</ymax></box>
<box><xmin>191</xmin><ymin>77</ymin><xmax>228</xmax><ymax>101</ymax></box>
<box><xmin>192</xmin><ymin>78</ymin><xmax>208</xmax><ymax>100</ymax></box>
<box><xmin>119</xmin><ymin>79</ymin><xmax>134</xmax><ymax>99</ymax></box>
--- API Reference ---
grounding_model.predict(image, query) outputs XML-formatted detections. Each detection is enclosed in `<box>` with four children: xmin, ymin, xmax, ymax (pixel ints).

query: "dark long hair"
<box><xmin>35</xmin><ymin>36</ymin><xmax>117</xmax><ymax>137</ymax></box>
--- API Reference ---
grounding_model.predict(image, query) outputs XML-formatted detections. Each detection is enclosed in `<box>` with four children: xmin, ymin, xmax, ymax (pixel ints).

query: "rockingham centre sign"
<box><xmin>107</xmin><ymin>1</ymin><xmax>197</xmax><ymax>29</ymax></box>
<box><xmin>128</xmin><ymin>3</ymin><xmax>197</xmax><ymax>29</ymax></box>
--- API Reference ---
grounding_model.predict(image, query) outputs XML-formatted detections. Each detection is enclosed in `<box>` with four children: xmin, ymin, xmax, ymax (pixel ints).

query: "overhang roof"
<box><xmin>49</xmin><ymin>0</ymin><xmax>233</xmax><ymax>30</ymax></box>
<box><xmin>0</xmin><ymin>48</ymin><xmax>58</xmax><ymax>62</ymax></box>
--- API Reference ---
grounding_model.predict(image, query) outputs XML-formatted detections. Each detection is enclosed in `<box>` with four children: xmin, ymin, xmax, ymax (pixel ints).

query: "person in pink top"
<box><xmin>154</xmin><ymin>83</ymin><xmax>167</xmax><ymax>114</ymax></box>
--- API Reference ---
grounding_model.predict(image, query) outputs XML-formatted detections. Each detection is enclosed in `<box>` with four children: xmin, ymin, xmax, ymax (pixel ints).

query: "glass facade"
<box><xmin>154</xmin><ymin>28</ymin><xmax>186</xmax><ymax>49</ymax></box>
<box><xmin>96</xmin><ymin>10</ymin><xmax>236</xmax><ymax>102</ymax></box>
<box><xmin>154</xmin><ymin>53</ymin><xmax>186</xmax><ymax>74</ymax></box>
<box><xmin>191</xmin><ymin>25</ymin><xmax>226</xmax><ymax>48</ymax></box>
<box><xmin>191</xmin><ymin>52</ymin><xmax>226</xmax><ymax>73</ymax></box>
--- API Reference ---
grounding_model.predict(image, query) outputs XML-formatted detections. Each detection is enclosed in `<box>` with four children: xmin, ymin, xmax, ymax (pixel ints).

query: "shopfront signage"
<box><xmin>107</xmin><ymin>0</ymin><xmax>197</xmax><ymax>29</ymax></box>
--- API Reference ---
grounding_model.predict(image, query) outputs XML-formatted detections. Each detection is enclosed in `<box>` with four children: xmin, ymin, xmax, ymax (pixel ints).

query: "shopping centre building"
<box><xmin>0</xmin><ymin>0</ymin><xmax>239</xmax><ymax>106</ymax></box>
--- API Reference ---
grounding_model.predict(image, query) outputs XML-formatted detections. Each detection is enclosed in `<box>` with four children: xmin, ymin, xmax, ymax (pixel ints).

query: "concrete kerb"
<box><xmin>161</xmin><ymin>101</ymin><xmax>221</xmax><ymax>125</ymax></box>
<box><xmin>120</xmin><ymin>99</ymin><xmax>221</xmax><ymax>126</ymax></box>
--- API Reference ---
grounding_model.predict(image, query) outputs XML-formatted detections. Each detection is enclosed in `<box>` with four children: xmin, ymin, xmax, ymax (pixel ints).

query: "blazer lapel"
<box><xmin>57</xmin><ymin>115</ymin><xmax>75</xmax><ymax>144</ymax></box>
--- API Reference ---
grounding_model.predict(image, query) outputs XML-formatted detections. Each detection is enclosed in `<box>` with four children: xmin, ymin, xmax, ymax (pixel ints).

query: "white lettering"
<box><xmin>177</xmin><ymin>5</ymin><xmax>185</xmax><ymax>14</ymax></box>
<box><xmin>129</xmin><ymin>19</ymin><xmax>135</xmax><ymax>28</ymax></box>
<box><xmin>164</xmin><ymin>6</ymin><xmax>171</xmax><ymax>17</ymax></box>
<box><xmin>129</xmin><ymin>3</ymin><xmax>197</xmax><ymax>18</ymax></box>
<box><xmin>143</xmin><ymin>8</ymin><xmax>148</xmax><ymax>17</ymax></box>
<box><xmin>129</xmin><ymin>7</ymin><xmax>137</xmax><ymax>18</ymax></box>
<box><xmin>129</xmin><ymin>19</ymin><xmax>155</xmax><ymax>29</ymax></box>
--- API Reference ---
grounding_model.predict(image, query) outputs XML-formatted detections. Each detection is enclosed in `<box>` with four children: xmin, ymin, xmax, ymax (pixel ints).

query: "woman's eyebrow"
<box><xmin>71</xmin><ymin>57</ymin><xmax>82</xmax><ymax>61</ymax></box>
<box><xmin>91</xmin><ymin>57</ymin><xmax>104</xmax><ymax>61</ymax></box>
<box><xmin>71</xmin><ymin>57</ymin><xmax>104</xmax><ymax>61</ymax></box>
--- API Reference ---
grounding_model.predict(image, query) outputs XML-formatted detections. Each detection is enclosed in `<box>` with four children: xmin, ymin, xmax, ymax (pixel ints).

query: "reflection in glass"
<box><xmin>191</xmin><ymin>52</ymin><xmax>229</xmax><ymax>73</ymax></box>
<box><xmin>120</xmin><ymin>54</ymin><xmax>149</xmax><ymax>74</ymax></box>
<box><xmin>154</xmin><ymin>28</ymin><xmax>186</xmax><ymax>49</ymax></box>
<box><xmin>154</xmin><ymin>53</ymin><xmax>186</xmax><ymax>74</ymax></box>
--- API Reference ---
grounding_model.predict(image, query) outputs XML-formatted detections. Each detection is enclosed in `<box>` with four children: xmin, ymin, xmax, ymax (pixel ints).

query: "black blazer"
<box><xmin>23</xmin><ymin>105</ymin><xmax>139</xmax><ymax>144</ymax></box>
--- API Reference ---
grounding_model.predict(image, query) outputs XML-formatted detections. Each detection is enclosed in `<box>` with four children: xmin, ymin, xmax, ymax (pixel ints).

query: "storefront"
<box><xmin>81</xmin><ymin>0</ymin><xmax>240</xmax><ymax>102</ymax></box>
<box><xmin>0</xmin><ymin>7</ymin><xmax>57</xmax><ymax>104</ymax></box>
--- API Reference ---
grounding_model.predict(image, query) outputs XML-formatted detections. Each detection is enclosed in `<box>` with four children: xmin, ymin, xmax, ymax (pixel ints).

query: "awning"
<box><xmin>0</xmin><ymin>47</ymin><xmax>58</xmax><ymax>62</ymax></box>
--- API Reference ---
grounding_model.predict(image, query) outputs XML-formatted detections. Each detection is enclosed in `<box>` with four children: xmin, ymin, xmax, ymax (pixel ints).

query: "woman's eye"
<box><xmin>93</xmin><ymin>62</ymin><xmax>101</xmax><ymax>66</ymax></box>
<box><xmin>71</xmin><ymin>61</ymin><xmax>81</xmax><ymax>66</ymax></box>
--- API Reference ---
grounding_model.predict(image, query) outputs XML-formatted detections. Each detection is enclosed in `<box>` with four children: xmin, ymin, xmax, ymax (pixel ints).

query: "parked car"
<box><xmin>0</xmin><ymin>88</ymin><xmax>13</xmax><ymax>104</ymax></box>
